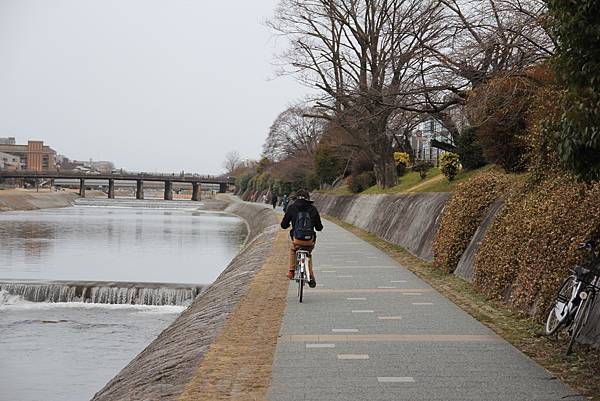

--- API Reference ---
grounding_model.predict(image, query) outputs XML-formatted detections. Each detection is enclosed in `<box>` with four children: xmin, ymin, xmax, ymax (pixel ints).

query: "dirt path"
<box><xmin>178</xmin><ymin>229</ymin><xmax>290</xmax><ymax>401</ymax></box>
<box><xmin>405</xmin><ymin>174</ymin><xmax>444</xmax><ymax>192</ymax></box>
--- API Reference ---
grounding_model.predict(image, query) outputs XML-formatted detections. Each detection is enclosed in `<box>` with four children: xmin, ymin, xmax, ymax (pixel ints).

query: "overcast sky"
<box><xmin>0</xmin><ymin>0</ymin><xmax>308</xmax><ymax>174</ymax></box>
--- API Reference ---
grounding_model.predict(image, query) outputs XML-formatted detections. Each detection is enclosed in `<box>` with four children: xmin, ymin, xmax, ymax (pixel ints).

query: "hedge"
<box><xmin>473</xmin><ymin>173</ymin><xmax>600</xmax><ymax>315</ymax></box>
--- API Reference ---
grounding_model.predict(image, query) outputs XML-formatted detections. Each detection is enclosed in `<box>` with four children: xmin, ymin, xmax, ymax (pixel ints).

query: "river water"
<box><xmin>0</xmin><ymin>199</ymin><xmax>247</xmax><ymax>401</ymax></box>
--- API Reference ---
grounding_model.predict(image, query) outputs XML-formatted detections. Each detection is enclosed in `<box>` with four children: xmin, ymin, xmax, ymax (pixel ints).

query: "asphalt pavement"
<box><xmin>267</xmin><ymin>220</ymin><xmax>584</xmax><ymax>401</ymax></box>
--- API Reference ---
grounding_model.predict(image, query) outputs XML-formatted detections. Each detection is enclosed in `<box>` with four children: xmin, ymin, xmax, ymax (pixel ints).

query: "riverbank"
<box><xmin>0</xmin><ymin>189</ymin><xmax>79</xmax><ymax>212</ymax></box>
<box><xmin>92</xmin><ymin>198</ymin><xmax>285</xmax><ymax>401</ymax></box>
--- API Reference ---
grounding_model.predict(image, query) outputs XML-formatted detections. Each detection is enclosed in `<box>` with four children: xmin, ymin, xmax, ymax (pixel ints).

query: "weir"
<box><xmin>0</xmin><ymin>280</ymin><xmax>203</xmax><ymax>306</ymax></box>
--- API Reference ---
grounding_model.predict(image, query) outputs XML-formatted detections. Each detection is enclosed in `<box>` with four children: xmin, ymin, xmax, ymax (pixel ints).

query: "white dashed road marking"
<box><xmin>378</xmin><ymin>377</ymin><xmax>415</xmax><ymax>383</ymax></box>
<box><xmin>338</xmin><ymin>354</ymin><xmax>369</xmax><ymax>360</ymax></box>
<box><xmin>332</xmin><ymin>328</ymin><xmax>359</xmax><ymax>333</ymax></box>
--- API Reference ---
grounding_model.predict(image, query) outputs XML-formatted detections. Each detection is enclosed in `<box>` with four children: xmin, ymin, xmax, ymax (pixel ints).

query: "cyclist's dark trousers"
<box><xmin>289</xmin><ymin>238</ymin><xmax>315</xmax><ymax>278</ymax></box>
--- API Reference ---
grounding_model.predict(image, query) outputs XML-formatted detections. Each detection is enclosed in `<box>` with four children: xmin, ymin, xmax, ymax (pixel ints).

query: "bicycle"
<box><xmin>295</xmin><ymin>249</ymin><xmax>312</xmax><ymax>303</ymax></box>
<box><xmin>545</xmin><ymin>240</ymin><xmax>600</xmax><ymax>354</ymax></box>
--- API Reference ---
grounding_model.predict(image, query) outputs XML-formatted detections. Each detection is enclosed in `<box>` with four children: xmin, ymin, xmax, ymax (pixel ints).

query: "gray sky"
<box><xmin>0</xmin><ymin>0</ymin><xmax>307</xmax><ymax>174</ymax></box>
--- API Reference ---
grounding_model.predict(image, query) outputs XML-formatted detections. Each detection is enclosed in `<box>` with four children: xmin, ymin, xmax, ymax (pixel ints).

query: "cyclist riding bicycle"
<box><xmin>280</xmin><ymin>189</ymin><xmax>323</xmax><ymax>288</ymax></box>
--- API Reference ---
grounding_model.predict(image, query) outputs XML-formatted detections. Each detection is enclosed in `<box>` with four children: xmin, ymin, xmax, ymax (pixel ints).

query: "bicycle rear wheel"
<box><xmin>545</xmin><ymin>276</ymin><xmax>576</xmax><ymax>335</ymax></box>
<box><xmin>566</xmin><ymin>291</ymin><xmax>595</xmax><ymax>354</ymax></box>
<box><xmin>298</xmin><ymin>275</ymin><xmax>304</xmax><ymax>303</ymax></box>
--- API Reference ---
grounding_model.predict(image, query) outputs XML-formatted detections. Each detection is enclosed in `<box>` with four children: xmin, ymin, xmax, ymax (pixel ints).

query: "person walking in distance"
<box><xmin>271</xmin><ymin>192</ymin><xmax>278</xmax><ymax>209</ymax></box>
<box><xmin>280</xmin><ymin>189</ymin><xmax>323</xmax><ymax>287</ymax></box>
<box><xmin>282</xmin><ymin>194</ymin><xmax>290</xmax><ymax>212</ymax></box>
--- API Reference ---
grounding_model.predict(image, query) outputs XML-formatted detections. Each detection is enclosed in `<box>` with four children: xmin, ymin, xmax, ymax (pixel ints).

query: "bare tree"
<box><xmin>411</xmin><ymin>0</ymin><xmax>554</xmax><ymax>148</ymax></box>
<box><xmin>262</xmin><ymin>106</ymin><xmax>324</xmax><ymax>162</ymax></box>
<box><xmin>270</xmin><ymin>0</ymin><xmax>440</xmax><ymax>188</ymax></box>
<box><xmin>222</xmin><ymin>150</ymin><xmax>242</xmax><ymax>175</ymax></box>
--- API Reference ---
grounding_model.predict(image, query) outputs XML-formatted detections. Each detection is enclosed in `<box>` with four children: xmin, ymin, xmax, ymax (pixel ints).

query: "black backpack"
<box><xmin>293</xmin><ymin>210</ymin><xmax>315</xmax><ymax>240</ymax></box>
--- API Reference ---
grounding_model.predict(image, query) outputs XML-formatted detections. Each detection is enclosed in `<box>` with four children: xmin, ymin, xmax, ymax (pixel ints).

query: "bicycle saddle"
<box><xmin>574</xmin><ymin>265</ymin><xmax>592</xmax><ymax>279</ymax></box>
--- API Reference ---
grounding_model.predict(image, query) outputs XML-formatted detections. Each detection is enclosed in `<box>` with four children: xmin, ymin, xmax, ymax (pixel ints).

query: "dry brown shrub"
<box><xmin>433</xmin><ymin>171</ymin><xmax>511</xmax><ymax>273</ymax></box>
<box><xmin>473</xmin><ymin>174</ymin><xmax>600</xmax><ymax>316</ymax></box>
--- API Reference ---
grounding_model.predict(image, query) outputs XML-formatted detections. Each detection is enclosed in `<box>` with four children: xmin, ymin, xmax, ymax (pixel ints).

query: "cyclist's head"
<box><xmin>296</xmin><ymin>189</ymin><xmax>310</xmax><ymax>200</ymax></box>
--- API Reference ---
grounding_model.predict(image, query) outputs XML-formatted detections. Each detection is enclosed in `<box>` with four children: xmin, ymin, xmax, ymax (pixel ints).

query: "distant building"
<box><xmin>0</xmin><ymin>140</ymin><xmax>57</xmax><ymax>171</ymax></box>
<box><xmin>410</xmin><ymin>118</ymin><xmax>452</xmax><ymax>164</ymax></box>
<box><xmin>88</xmin><ymin>161</ymin><xmax>115</xmax><ymax>174</ymax></box>
<box><xmin>0</xmin><ymin>151</ymin><xmax>21</xmax><ymax>171</ymax></box>
<box><xmin>0</xmin><ymin>137</ymin><xmax>16</xmax><ymax>145</ymax></box>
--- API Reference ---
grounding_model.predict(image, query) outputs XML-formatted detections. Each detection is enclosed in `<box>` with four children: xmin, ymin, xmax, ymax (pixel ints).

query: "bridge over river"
<box><xmin>0</xmin><ymin>171</ymin><xmax>235</xmax><ymax>201</ymax></box>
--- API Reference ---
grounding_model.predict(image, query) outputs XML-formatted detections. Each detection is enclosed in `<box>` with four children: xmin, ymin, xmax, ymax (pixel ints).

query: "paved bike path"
<box><xmin>267</xmin><ymin>220</ymin><xmax>584</xmax><ymax>401</ymax></box>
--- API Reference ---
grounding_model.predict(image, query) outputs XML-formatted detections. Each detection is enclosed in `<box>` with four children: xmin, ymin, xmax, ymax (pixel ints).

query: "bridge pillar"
<box><xmin>79</xmin><ymin>178</ymin><xmax>86</xmax><ymax>197</ymax></box>
<box><xmin>191</xmin><ymin>182</ymin><xmax>201</xmax><ymax>201</ymax></box>
<box><xmin>219</xmin><ymin>183</ymin><xmax>228</xmax><ymax>193</ymax></box>
<box><xmin>164</xmin><ymin>181</ymin><xmax>173</xmax><ymax>200</ymax></box>
<box><xmin>136</xmin><ymin>180</ymin><xmax>144</xmax><ymax>200</ymax></box>
<box><xmin>108</xmin><ymin>179</ymin><xmax>115</xmax><ymax>199</ymax></box>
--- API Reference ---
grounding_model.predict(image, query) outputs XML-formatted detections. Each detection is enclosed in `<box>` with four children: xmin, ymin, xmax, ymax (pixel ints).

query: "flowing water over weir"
<box><xmin>0</xmin><ymin>281</ymin><xmax>202</xmax><ymax>306</ymax></box>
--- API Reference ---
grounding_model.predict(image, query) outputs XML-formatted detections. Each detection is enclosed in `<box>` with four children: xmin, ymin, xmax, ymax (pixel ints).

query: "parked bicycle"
<box><xmin>545</xmin><ymin>240</ymin><xmax>600</xmax><ymax>354</ymax></box>
<box><xmin>295</xmin><ymin>249</ymin><xmax>312</xmax><ymax>303</ymax></box>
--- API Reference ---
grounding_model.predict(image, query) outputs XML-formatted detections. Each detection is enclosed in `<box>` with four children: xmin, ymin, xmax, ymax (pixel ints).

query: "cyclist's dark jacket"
<box><xmin>280</xmin><ymin>198</ymin><xmax>323</xmax><ymax>239</ymax></box>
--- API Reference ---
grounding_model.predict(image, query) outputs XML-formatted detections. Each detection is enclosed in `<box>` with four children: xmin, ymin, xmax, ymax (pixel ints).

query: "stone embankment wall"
<box><xmin>92</xmin><ymin>199</ymin><xmax>279</xmax><ymax>401</ymax></box>
<box><xmin>454</xmin><ymin>199</ymin><xmax>505</xmax><ymax>282</ymax></box>
<box><xmin>0</xmin><ymin>190</ymin><xmax>78</xmax><ymax>212</ymax></box>
<box><xmin>311</xmin><ymin>193</ymin><xmax>450</xmax><ymax>261</ymax></box>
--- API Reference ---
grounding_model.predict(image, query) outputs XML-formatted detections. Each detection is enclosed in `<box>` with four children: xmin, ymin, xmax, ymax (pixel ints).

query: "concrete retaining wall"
<box><xmin>454</xmin><ymin>199</ymin><xmax>505</xmax><ymax>282</ymax></box>
<box><xmin>0</xmin><ymin>191</ymin><xmax>78</xmax><ymax>212</ymax></box>
<box><xmin>92</xmin><ymin>200</ymin><xmax>279</xmax><ymax>401</ymax></box>
<box><xmin>223</xmin><ymin>196</ymin><xmax>278</xmax><ymax>243</ymax></box>
<box><xmin>311</xmin><ymin>192</ymin><xmax>450</xmax><ymax>261</ymax></box>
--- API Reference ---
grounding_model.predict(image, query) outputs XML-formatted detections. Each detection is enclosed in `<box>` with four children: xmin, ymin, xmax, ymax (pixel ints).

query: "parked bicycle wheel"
<box><xmin>545</xmin><ymin>276</ymin><xmax>576</xmax><ymax>335</ymax></box>
<box><xmin>566</xmin><ymin>290</ymin><xmax>595</xmax><ymax>354</ymax></box>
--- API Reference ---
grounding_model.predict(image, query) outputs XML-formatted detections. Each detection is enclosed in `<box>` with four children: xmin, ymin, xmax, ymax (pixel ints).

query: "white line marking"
<box><xmin>347</xmin><ymin>297</ymin><xmax>367</xmax><ymax>300</ymax></box>
<box><xmin>332</xmin><ymin>328</ymin><xmax>359</xmax><ymax>333</ymax></box>
<box><xmin>412</xmin><ymin>302</ymin><xmax>434</xmax><ymax>305</ymax></box>
<box><xmin>337</xmin><ymin>275</ymin><xmax>353</xmax><ymax>278</ymax></box>
<box><xmin>377</xmin><ymin>286</ymin><xmax>396</xmax><ymax>289</ymax></box>
<box><xmin>378</xmin><ymin>316</ymin><xmax>402</xmax><ymax>320</ymax></box>
<box><xmin>402</xmin><ymin>293</ymin><xmax>422</xmax><ymax>296</ymax></box>
<box><xmin>378</xmin><ymin>377</ymin><xmax>415</xmax><ymax>383</ymax></box>
<box><xmin>390</xmin><ymin>280</ymin><xmax>408</xmax><ymax>283</ymax></box>
<box><xmin>352</xmin><ymin>310</ymin><xmax>374</xmax><ymax>313</ymax></box>
<box><xmin>306</xmin><ymin>343</ymin><xmax>335</xmax><ymax>348</ymax></box>
<box><xmin>320</xmin><ymin>270</ymin><xmax>336</xmax><ymax>273</ymax></box>
<box><xmin>338</xmin><ymin>354</ymin><xmax>369</xmax><ymax>360</ymax></box>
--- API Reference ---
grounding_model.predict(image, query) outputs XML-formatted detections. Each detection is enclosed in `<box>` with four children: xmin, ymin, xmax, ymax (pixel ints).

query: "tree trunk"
<box><xmin>373</xmin><ymin>153</ymin><xmax>398</xmax><ymax>188</ymax></box>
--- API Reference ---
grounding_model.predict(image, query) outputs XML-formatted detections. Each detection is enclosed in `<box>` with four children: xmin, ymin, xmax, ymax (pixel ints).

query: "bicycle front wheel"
<box><xmin>545</xmin><ymin>276</ymin><xmax>576</xmax><ymax>335</ymax></box>
<box><xmin>566</xmin><ymin>291</ymin><xmax>594</xmax><ymax>354</ymax></box>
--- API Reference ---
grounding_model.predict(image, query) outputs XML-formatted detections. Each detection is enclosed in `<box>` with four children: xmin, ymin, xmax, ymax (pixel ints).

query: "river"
<box><xmin>0</xmin><ymin>198</ymin><xmax>247</xmax><ymax>401</ymax></box>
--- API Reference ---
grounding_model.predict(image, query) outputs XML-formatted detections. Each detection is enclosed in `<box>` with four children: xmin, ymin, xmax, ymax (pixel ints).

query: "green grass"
<box><xmin>411</xmin><ymin>165</ymin><xmax>496</xmax><ymax>192</ymax></box>
<box><xmin>361</xmin><ymin>168</ymin><xmax>442</xmax><ymax>194</ymax></box>
<box><xmin>318</xmin><ymin>165</ymin><xmax>528</xmax><ymax>195</ymax></box>
<box><xmin>315</xmin><ymin>184</ymin><xmax>352</xmax><ymax>195</ymax></box>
